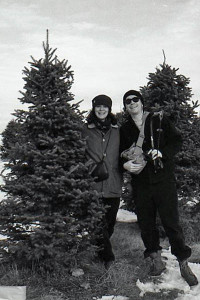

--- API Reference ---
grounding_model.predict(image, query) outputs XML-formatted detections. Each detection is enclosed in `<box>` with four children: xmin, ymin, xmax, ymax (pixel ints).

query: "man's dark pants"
<box><xmin>135</xmin><ymin>179</ymin><xmax>191</xmax><ymax>261</ymax></box>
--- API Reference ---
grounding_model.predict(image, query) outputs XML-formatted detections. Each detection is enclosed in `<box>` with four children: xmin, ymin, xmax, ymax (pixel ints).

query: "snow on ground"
<box><xmin>95</xmin><ymin>247</ymin><xmax>200</xmax><ymax>300</ymax></box>
<box><xmin>116</xmin><ymin>208</ymin><xmax>137</xmax><ymax>223</ymax></box>
<box><xmin>136</xmin><ymin>248</ymin><xmax>200</xmax><ymax>299</ymax></box>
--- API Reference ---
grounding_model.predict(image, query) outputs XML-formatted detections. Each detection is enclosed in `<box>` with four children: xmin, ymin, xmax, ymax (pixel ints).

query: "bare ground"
<box><xmin>0</xmin><ymin>221</ymin><xmax>199</xmax><ymax>300</ymax></box>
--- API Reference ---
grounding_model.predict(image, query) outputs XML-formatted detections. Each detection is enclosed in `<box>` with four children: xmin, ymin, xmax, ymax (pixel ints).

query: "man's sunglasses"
<box><xmin>124</xmin><ymin>97</ymin><xmax>140</xmax><ymax>105</ymax></box>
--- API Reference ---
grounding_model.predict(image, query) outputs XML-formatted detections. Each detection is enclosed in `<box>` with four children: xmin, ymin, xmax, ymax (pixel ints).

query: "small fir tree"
<box><xmin>0</xmin><ymin>32</ymin><xmax>104</xmax><ymax>270</ymax></box>
<box><xmin>140</xmin><ymin>55</ymin><xmax>200</xmax><ymax>199</ymax></box>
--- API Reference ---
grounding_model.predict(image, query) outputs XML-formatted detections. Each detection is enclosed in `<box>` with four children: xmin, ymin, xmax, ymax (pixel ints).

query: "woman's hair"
<box><xmin>86</xmin><ymin>109</ymin><xmax>117</xmax><ymax>125</ymax></box>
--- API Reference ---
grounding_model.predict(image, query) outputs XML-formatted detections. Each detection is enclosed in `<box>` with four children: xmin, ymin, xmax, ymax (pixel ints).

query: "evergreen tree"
<box><xmin>140</xmin><ymin>57</ymin><xmax>200</xmax><ymax>199</ymax></box>
<box><xmin>0</xmin><ymin>119</ymin><xmax>23</xmax><ymax>160</ymax></box>
<box><xmin>0</xmin><ymin>32</ymin><xmax>104</xmax><ymax>270</ymax></box>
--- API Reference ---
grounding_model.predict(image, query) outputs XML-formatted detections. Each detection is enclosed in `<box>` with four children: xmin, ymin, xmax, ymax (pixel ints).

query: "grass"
<box><xmin>0</xmin><ymin>221</ymin><xmax>199</xmax><ymax>300</ymax></box>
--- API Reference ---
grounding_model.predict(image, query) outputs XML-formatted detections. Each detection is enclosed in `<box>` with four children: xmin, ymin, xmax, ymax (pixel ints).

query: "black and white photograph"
<box><xmin>0</xmin><ymin>1</ymin><xmax>200</xmax><ymax>299</ymax></box>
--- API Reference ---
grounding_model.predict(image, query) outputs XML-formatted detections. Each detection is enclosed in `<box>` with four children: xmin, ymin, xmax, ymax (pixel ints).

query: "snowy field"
<box><xmin>136</xmin><ymin>249</ymin><xmax>200</xmax><ymax>300</ymax></box>
<box><xmin>94</xmin><ymin>248</ymin><xmax>200</xmax><ymax>300</ymax></box>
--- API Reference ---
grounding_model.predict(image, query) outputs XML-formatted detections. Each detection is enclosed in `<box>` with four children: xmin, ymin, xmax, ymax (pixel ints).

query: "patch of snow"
<box><xmin>136</xmin><ymin>248</ymin><xmax>200</xmax><ymax>298</ymax></box>
<box><xmin>187</xmin><ymin>198</ymin><xmax>199</xmax><ymax>207</ymax></box>
<box><xmin>116</xmin><ymin>209</ymin><xmax>137</xmax><ymax>223</ymax></box>
<box><xmin>71</xmin><ymin>268</ymin><xmax>84</xmax><ymax>277</ymax></box>
<box><xmin>0</xmin><ymin>234</ymin><xmax>7</xmax><ymax>240</ymax></box>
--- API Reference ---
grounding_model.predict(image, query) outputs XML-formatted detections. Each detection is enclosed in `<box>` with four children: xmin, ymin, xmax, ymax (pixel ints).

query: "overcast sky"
<box><xmin>0</xmin><ymin>0</ymin><xmax>200</xmax><ymax>132</ymax></box>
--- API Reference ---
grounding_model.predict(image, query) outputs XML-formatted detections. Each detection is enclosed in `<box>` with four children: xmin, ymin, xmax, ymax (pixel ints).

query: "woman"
<box><xmin>82</xmin><ymin>94</ymin><xmax>122</xmax><ymax>269</ymax></box>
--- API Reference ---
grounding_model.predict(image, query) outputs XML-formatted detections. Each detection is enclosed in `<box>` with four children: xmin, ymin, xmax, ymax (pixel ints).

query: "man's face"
<box><xmin>125</xmin><ymin>95</ymin><xmax>143</xmax><ymax>116</ymax></box>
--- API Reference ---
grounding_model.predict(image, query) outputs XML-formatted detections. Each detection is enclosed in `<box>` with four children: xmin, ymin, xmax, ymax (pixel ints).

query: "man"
<box><xmin>119</xmin><ymin>90</ymin><xmax>198</xmax><ymax>286</ymax></box>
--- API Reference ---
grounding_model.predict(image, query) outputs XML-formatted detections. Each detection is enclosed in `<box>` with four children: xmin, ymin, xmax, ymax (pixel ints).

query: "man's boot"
<box><xmin>149</xmin><ymin>251</ymin><xmax>166</xmax><ymax>276</ymax></box>
<box><xmin>179</xmin><ymin>259</ymin><xmax>198</xmax><ymax>286</ymax></box>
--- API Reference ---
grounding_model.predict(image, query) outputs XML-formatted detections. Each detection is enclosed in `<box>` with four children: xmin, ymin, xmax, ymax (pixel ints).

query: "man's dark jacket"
<box><xmin>119</xmin><ymin>112</ymin><xmax>182</xmax><ymax>184</ymax></box>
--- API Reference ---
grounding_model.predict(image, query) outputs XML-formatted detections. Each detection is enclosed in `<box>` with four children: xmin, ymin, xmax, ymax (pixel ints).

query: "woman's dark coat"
<box><xmin>82</xmin><ymin>123</ymin><xmax>122</xmax><ymax>198</ymax></box>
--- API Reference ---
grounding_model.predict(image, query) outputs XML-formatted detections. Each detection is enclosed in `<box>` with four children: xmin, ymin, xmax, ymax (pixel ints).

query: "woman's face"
<box><xmin>94</xmin><ymin>105</ymin><xmax>109</xmax><ymax>121</ymax></box>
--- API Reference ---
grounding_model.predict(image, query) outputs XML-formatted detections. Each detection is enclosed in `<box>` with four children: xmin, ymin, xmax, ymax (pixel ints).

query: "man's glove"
<box><xmin>147</xmin><ymin>149</ymin><xmax>164</xmax><ymax>172</ymax></box>
<box><xmin>148</xmin><ymin>149</ymin><xmax>162</xmax><ymax>160</ymax></box>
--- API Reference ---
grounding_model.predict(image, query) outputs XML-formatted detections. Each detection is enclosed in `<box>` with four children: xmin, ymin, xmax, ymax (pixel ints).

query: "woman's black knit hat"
<box><xmin>92</xmin><ymin>94</ymin><xmax>112</xmax><ymax>109</ymax></box>
<box><xmin>123</xmin><ymin>90</ymin><xmax>144</xmax><ymax>107</ymax></box>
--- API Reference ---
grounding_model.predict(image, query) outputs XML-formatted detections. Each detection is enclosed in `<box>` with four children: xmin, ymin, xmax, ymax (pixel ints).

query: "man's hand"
<box><xmin>123</xmin><ymin>160</ymin><xmax>144</xmax><ymax>173</ymax></box>
<box><xmin>148</xmin><ymin>149</ymin><xmax>162</xmax><ymax>160</ymax></box>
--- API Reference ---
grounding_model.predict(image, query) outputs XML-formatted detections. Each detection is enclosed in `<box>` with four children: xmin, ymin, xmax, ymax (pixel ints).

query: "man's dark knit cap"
<box><xmin>123</xmin><ymin>90</ymin><xmax>144</xmax><ymax>107</ymax></box>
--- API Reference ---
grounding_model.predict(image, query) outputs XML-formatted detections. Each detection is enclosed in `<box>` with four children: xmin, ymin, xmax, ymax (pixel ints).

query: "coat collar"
<box><xmin>87</xmin><ymin>123</ymin><xmax>118</xmax><ymax>129</ymax></box>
